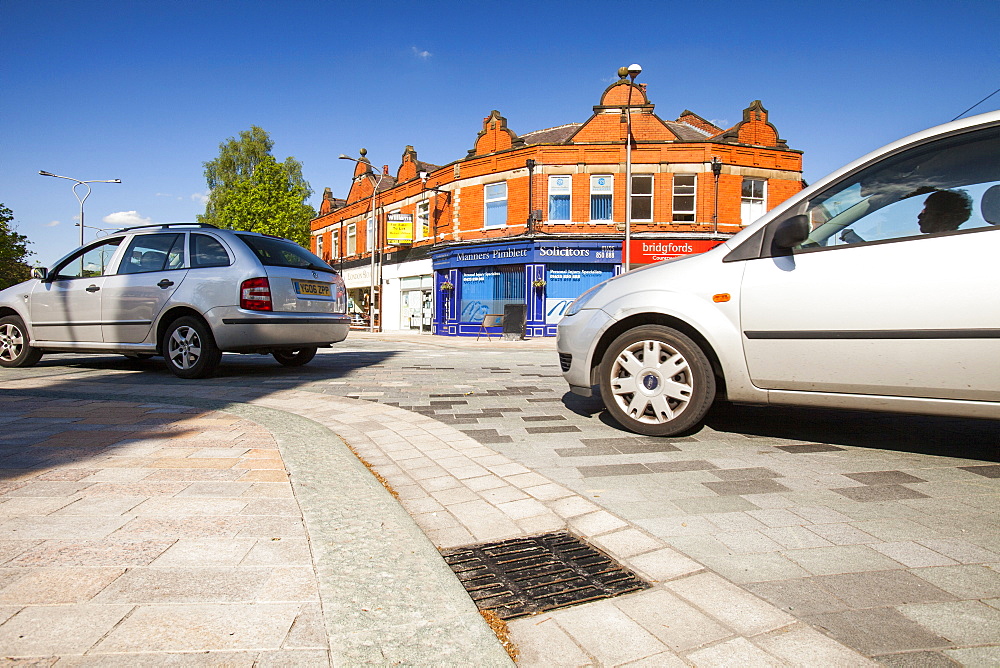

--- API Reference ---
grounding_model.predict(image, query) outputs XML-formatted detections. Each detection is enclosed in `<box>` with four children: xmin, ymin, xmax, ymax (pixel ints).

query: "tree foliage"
<box><xmin>215</xmin><ymin>156</ymin><xmax>315</xmax><ymax>246</ymax></box>
<box><xmin>0</xmin><ymin>203</ymin><xmax>33</xmax><ymax>290</ymax></box>
<box><xmin>198</xmin><ymin>126</ymin><xmax>315</xmax><ymax>245</ymax></box>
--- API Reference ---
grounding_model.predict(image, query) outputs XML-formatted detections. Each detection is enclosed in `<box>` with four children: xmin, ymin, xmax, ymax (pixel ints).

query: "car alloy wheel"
<box><xmin>599</xmin><ymin>325</ymin><xmax>715</xmax><ymax>436</ymax></box>
<box><xmin>0</xmin><ymin>315</ymin><xmax>43</xmax><ymax>368</ymax></box>
<box><xmin>163</xmin><ymin>316</ymin><xmax>221</xmax><ymax>379</ymax></box>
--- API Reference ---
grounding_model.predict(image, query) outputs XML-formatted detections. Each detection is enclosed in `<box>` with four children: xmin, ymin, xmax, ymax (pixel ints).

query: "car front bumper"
<box><xmin>556</xmin><ymin>307</ymin><xmax>614</xmax><ymax>397</ymax></box>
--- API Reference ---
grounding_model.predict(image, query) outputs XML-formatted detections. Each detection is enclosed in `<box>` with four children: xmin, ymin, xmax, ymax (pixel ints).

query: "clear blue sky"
<box><xmin>3</xmin><ymin>0</ymin><xmax>998</xmax><ymax>264</ymax></box>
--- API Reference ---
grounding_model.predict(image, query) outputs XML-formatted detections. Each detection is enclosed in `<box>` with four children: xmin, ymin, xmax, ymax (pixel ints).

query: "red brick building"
<box><xmin>311</xmin><ymin>71</ymin><xmax>803</xmax><ymax>337</ymax></box>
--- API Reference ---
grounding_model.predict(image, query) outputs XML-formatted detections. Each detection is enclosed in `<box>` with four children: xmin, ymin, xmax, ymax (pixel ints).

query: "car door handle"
<box><xmin>157</xmin><ymin>279</ymin><xmax>174</xmax><ymax>289</ymax></box>
<box><xmin>85</xmin><ymin>285</ymin><xmax>100</xmax><ymax>293</ymax></box>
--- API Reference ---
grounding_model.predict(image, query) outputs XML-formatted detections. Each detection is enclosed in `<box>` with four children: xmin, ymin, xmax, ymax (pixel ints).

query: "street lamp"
<box><xmin>339</xmin><ymin>151</ymin><xmax>385</xmax><ymax>333</ymax></box>
<box><xmin>621</xmin><ymin>63</ymin><xmax>641</xmax><ymax>271</ymax></box>
<box><xmin>38</xmin><ymin>171</ymin><xmax>121</xmax><ymax>247</ymax></box>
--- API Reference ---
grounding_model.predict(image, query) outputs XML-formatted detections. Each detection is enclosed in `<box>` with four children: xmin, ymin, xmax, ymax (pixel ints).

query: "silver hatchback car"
<box><xmin>557</xmin><ymin>111</ymin><xmax>1000</xmax><ymax>436</ymax></box>
<box><xmin>0</xmin><ymin>223</ymin><xmax>350</xmax><ymax>378</ymax></box>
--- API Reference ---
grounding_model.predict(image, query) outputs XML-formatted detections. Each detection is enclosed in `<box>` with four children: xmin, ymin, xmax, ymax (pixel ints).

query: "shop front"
<box><xmin>430</xmin><ymin>239</ymin><xmax>621</xmax><ymax>338</ymax></box>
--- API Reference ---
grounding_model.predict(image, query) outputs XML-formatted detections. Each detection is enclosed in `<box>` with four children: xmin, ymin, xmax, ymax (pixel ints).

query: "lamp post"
<box><xmin>38</xmin><ymin>171</ymin><xmax>121</xmax><ymax>247</ymax></box>
<box><xmin>339</xmin><ymin>152</ymin><xmax>385</xmax><ymax>333</ymax></box>
<box><xmin>620</xmin><ymin>63</ymin><xmax>641</xmax><ymax>271</ymax></box>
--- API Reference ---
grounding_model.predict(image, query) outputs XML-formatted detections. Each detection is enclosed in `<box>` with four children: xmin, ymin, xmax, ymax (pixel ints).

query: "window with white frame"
<box><xmin>332</xmin><ymin>230</ymin><xmax>340</xmax><ymax>260</ymax></box>
<box><xmin>366</xmin><ymin>216</ymin><xmax>375</xmax><ymax>250</ymax></box>
<box><xmin>591</xmin><ymin>175</ymin><xmax>613</xmax><ymax>220</ymax></box>
<box><xmin>741</xmin><ymin>178</ymin><xmax>767</xmax><ymax>225</ymax></box>
<box><xmin>548</xmin><ymin>175</ymin><xmax>572</xmax><ymax>221</ymax></box>
<box><xmin>485</xmin><ymin>182</ymin><xmax>508</xmax><ymax>228</ymax></box>
<box><xmin>631</xmin><ymin>175</ymin><xmax>653</xmax><ymax>221</ymax></box>
<box><xmin>416</xmin><ymin>200</ymin><xmax>430</xmax><ymax>240</ymax></box>
<box><xmin>347</xmin><ymin>223</ymin><xmax>357</xmax><ymax>255</ymax></box>
<box><xmin>316</xmin><ymin>234</ymin><xmax>324</xmax><ymax>259</ymax></box>
<box><xmin>672</xmin><ymin>174</ymin><xmax>697</xmax><ymax>222</ymax></box>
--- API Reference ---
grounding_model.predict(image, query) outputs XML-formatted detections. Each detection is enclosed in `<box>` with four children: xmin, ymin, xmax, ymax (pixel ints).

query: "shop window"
<box><xmin>347</xmin><ymin>223</ymin><xmax>357</xmax><ymax>255</ymax></box>
<box><xmin>741</xmin><ymin>178</ymin><xmax>767</xmax><ymax>225</ymax></box>
<box><xmin>673</xmin><ymin>174</ymin><xmax>697</xmax><ymax>222</ymax></box>
<box><xmin>460</xmin><ymin>265</ymin><xmax>524</xmax><ymax>323</ymax></box>
<box><xmin>485</xmin><ymin>182</ymin><xmax>508</xmax><ymax>228</ymax></box>
<box><xmin>545</xmin><ymin>263</ymin><xmax>615</xmax><ymax>324</ymax></box>
<box><xmin>549</xmin><ymin>175</ymin><xmax>572</xmax><ymax>221</ymax></box>
<box><xmin>591</xmin><ymin>175</ymin><xmax>613</xmax><ymax>220</ymax></box>
<box><xmin>417</xmin><ymin>200</ymin><xmax>430</xmax><ymax>240</ymax></box>
<box><xmin>631</xmin><ymin>175</ymin><xmax>653</xmax><ymax>221</ymax></box>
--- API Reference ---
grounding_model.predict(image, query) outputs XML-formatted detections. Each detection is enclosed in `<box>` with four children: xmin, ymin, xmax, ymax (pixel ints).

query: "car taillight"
<box><xmin>240</xmin><ymin>277</ymin><xmax>272</xmax><ymax>311</ymax></box>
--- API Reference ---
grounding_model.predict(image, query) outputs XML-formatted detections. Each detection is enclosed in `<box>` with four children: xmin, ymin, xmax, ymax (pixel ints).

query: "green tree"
<box><xmin>216</xmin><ymin>156</ymin><xmax>315</xmax><ymax>246</ymax></box>
<box><xmin>0</xmin><ymin>203</ymin><xmax>33</xmax><ymax>290</ymax></box>
<box><xmin>198</xmin><ymin>126</ymin><xmax>315</xmax><ymax>245</ymax></box>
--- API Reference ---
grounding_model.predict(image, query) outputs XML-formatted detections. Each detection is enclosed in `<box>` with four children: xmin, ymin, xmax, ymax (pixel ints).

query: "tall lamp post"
<box><xmin>711</xmin><ymin>157</ymin><xmax>723</xmax><ymax>233</ymax></box>
<box><xmin>621</xmin><ymin>63</ymin><xmax>641</xmax><ymax>271</ymax></box>
<box><xmin>339</xmin><ymin>152</ymin><xmax>385</xmax><ymax>333</ymax></box>
<box><xmin>38</xmin><ymin>171</ymin><xmax>121</xmax><ymax>247</ymax></box>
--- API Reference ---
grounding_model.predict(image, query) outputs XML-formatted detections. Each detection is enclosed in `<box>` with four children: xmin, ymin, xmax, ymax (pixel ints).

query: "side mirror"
<box><xmin>31</xmin><ymin>267</ymin><xmax>48</xmax><ymax>281</ymax></box>
<box><xmin>772</xmin><ymin>215</ymin><xmax>810</xmax><ymax>249</ymax></box>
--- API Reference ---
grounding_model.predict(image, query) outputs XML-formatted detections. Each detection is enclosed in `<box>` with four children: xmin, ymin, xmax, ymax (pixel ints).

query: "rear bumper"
<box><xmin>206</xmin><ymin>307</ymin><xmax>350</xmax><ymax>351</ymax></box>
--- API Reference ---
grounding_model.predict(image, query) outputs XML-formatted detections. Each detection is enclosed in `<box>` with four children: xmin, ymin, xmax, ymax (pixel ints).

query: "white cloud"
<box><xmin>191</xmin><ymin>192</ymin><xmax>209</xmax><ymax>204</ymax></box>
<box><xmin>103</xmin><ymin>211</ymin><xmax>152</xmax><ymax>227</ymax></box>
<box><xmin>411</xmin><ymin>46</ymin><xmax>431</xmax><ymax>60</ymax></box>
<box><xmin>45</xmin><ymin>220</ymin><xmax>60</xmax><ymax>228</ymax></box>
<box><xmin>154</xmin><ymin>192</ymin><xmax>173</xmax><ymax>197</ymax></box>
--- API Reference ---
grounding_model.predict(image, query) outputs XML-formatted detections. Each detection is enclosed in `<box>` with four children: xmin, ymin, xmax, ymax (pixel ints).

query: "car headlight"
<box><xmin>565</xmin><ymin>284</ymin><xmax>604</xmax><ymax>317</ymax></box>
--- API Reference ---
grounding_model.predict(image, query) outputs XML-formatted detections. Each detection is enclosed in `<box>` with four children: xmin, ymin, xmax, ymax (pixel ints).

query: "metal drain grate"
<box><xmin>442</xmin><ymin>532</ymin><xmax>650</xmax><ymax>619</ymax></box>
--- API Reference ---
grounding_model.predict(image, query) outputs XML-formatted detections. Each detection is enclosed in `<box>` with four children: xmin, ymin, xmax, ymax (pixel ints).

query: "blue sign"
<box><xmin>431</xmin><ymin>240</ymin><xmax>621</xmax><ymax>269</ymax></box>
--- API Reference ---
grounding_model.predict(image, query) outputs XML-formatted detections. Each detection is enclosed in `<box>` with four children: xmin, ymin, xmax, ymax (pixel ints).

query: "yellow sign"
<box><xmin>387</xmin><ymin>213</ymin><xmax>413</xmax><ymax>245</ymax></box>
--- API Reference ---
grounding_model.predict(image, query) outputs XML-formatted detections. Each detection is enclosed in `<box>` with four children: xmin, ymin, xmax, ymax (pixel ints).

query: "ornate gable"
<box><xmin>717</xmin><ymin>100</ymin><xmax>788</xmax><ymax>149</ymax></box>
<box><xmin>468</xmin><ymin>110</ymin><xmax>524</xmax><ymax>157</ymax></box>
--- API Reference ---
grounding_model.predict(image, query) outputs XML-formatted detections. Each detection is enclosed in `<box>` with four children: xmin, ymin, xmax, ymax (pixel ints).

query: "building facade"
<box><xmin>311</xmin><ymin>72</ymin><xmax>803</xmax><ymax>337</ymax></box>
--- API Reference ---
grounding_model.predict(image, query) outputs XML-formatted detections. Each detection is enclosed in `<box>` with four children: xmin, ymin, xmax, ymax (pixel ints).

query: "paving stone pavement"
<box><xmin>0</xmin><ymin>330</ymin><xmax>997</xmax><ymax>666</ymax></box>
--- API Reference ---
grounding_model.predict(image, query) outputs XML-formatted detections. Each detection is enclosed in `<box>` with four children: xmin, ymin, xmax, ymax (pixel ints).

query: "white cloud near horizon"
<box><xmin>411</xmin><ymin>46</ymin><xmax>431</xmax><ymax>59</ymax></box>
<box><xmin>103</xmin><ymin>211</ymin><xmax>152</xmax><ymax>227</ymax></box>
<box><xmin>191</xmin><ymin>192</ymin><xmax>209</xmax><ymax>204</ymax></box>
<box><xmin>44</xmin><ymin>220</ymin><xmax>60</xmax><ymax>227</ymax></box>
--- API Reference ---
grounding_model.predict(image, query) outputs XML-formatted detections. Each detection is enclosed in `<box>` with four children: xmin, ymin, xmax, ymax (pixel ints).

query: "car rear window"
<box><xmin>235</xmin><ymin>234</ymin><xmax>334</xmax><ymax>273</ymax></box>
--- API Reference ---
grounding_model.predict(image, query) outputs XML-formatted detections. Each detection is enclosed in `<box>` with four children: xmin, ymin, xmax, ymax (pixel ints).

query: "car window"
<box><xmin>52</xmin><ymin>238</ymin><xmax>123</xmax><ymax>279</ymax></box>
<box><xmin>792</xmin><ymin>126</ymin><xmax>1000</xmax><ymax>251</ymax></box>
<box><xmin>119</xmin><ymin>233</ymin><xmax>183</xmax><ymax>274</ymax></box>
<box><xmin>235</xmin><ymin>233</ymin><xmax>334</xmax><ymax>273</ymax></box>
<box><xmin>190</xmin><ymin>233</ymin><xmax>232</xmax><ymax>268</ymax></box>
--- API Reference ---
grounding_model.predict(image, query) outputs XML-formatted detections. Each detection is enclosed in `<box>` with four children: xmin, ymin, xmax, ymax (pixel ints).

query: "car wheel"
<box><xmin>272</xmin><ymin>347</ymin><xmax>317</xmax><ymax>367</ymax></box>
<box><xmin>599</xmin><ymin>325</ymin><xmax>715</xmax><ymax>436</ymax></box>
<box><xmin>0</xmin><ymin>315</ymin><xmax>43</xmax><ymax>368</ymax></box>
<box><xmin>163</xmin><ymin>316</ymin><xmax>221</xmax><ymax>379</ymax></box>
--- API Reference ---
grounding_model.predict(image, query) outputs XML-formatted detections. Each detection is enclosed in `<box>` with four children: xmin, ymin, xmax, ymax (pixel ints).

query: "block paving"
<box><xmin>0</xmin><ymin>330</ymin><xmax>997</xmax><ymax>666</ymax></box>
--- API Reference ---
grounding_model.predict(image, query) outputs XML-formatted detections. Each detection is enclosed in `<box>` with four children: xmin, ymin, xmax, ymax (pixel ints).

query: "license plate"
<box><xmin>293</xmin><ymin>280</ymin><xmax>332</xmax><ymax>298</ymax></box>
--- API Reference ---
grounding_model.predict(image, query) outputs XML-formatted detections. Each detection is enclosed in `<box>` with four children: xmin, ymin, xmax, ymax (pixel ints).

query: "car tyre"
<box><xmin>272</xmin><ymin>347</ymin><xmax>317</xmax><ymax>367</ymax></box>
<box><xmin>599</xmin><ymin>325</ymin><xmax>715</xmax><ymax>436</ymax></box>
<box><xmin>0</xmin><ymin>315</ymin><xmax>43</xmax><ymax>368</ymax></box>
<box><xmin>163</xmin><ymin>316</ymin><xmax>221</xmax><ymax>379</ymax></box>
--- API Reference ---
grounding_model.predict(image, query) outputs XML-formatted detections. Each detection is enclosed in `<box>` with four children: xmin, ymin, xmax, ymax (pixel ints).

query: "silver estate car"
<box><xmin>0</xmin><ymin>223</ymin><xmax>350</xmax><ymax>378</ymax></box>
<box><xmin>557</xmin><ymin>111</ymin><xmax>1000</xmax><ymax>436</ymax></box>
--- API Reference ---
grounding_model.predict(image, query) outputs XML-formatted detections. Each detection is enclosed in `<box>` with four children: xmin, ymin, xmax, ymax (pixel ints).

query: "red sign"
<box><xmin>626</xmin><ymin>239</ymin><xmax>725</xmax><ymax>263</ymax></box>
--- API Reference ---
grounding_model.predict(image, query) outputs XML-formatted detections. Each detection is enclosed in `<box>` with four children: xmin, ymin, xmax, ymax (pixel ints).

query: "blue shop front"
<box><xmin>430</xmin><ymin>239</ymin><xmax>621</xmax><ymax>337</ymax></box>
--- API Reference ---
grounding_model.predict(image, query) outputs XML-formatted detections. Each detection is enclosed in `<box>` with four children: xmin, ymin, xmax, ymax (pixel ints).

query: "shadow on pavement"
<box><xmin>560</xmin><ymin>390</ymin><xmax>999</xmax><ymax>463</ymax></box>
<box><xmin>0</xmin><ymin>348</ymin><xmax>400</xmax><ymax>479</ymax></box>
